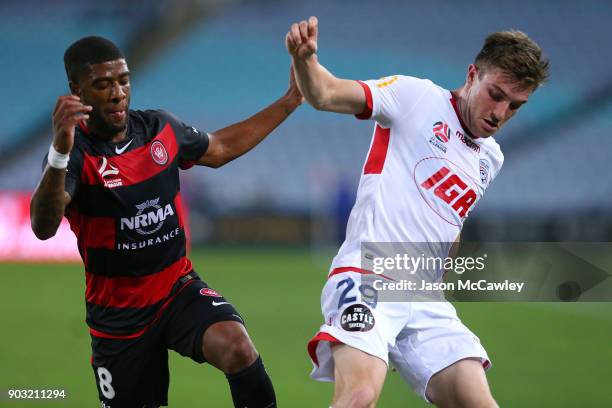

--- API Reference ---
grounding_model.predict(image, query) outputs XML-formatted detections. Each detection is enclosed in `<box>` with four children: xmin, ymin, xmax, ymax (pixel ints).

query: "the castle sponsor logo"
<box><xmin>120</xmin><ymin>197</ymin><xmax>175</xmax><ymax>235</ymax></box>
<box><xmin>340</xmin><ymin>304</ymin><xmax>375</xmax><ymax>332</ymax></box>
<box><xmin>455</xmin><ymin>130</ymin><xmax>480</xmax><ymax>153</ymax></box>
<box><xmin>98</xmin><ymin>156</ymin><xmax>122</xmax><ymax>188</ymax></box>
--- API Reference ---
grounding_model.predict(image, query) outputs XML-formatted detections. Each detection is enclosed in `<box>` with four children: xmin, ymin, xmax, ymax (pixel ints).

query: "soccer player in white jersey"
<box><xmin>286</xmin><ymin>16</ymin><xmax>549</xmax><ymax>408</ymax></box>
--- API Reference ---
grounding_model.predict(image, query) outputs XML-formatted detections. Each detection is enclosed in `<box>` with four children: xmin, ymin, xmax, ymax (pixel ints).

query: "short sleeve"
<box><xmin>480</xmin><ymin>139</ymin><xmax>505</xmax><ymax>187</ymax></box>
<box><xmin>355</xmin><ymin>75</ymin><xmax>431</xmax><ymax>128</ymax></box>
<box><xmin>489</xmin><ymin>148</ymin><xmax>505</xmax><ymax>184</ymax></box>
<box><xmin>41</xmin><ymin>146</ymin><xmax>84</xmax><ymax>198</ymax></box>
<box><xmin>154</xmin><ymin>110</ymin><xmax>209</xmax><ymax>169</ymax></box>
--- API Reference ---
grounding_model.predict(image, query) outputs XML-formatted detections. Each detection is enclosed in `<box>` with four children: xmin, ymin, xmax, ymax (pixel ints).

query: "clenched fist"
<box><xmin>286</xmin><ymin>16</ymin><xmax>319</xmax><ymax>60</ymax></box>
<box><xmin>52</xmin><ymin>95</ymin><xmax>92</xmax><ymax>154</ymax></box>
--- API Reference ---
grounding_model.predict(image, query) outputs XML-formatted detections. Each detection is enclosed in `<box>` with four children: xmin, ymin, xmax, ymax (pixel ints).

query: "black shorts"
<box><xmin>90</xmin><ymin>272</ymin><xmax>243</xmax><ymax>407</ymax></box>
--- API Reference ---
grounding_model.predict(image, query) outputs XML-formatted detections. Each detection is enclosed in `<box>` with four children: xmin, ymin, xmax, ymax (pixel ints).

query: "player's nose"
<box><xmin>492</xmin><ymin>102</ymin><xmax>510</xmax><ymax>122</ymax></box>
<box><xmin>110</xmin><ymin>82</ymin><xmax>127</xmax><ymax>101</ymax></box>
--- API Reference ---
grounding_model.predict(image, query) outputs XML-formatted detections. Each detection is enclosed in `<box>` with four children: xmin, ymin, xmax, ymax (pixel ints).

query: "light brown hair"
<box><xmin>475</xmin><ymin>30</ymin><xmax>550</xmax><ymax>90</ymax></box>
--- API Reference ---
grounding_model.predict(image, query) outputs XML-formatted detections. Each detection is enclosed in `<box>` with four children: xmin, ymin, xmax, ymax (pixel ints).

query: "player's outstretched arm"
<box><xmin>30</xmin><ymin>95</ymin><xmax>89</xmax><ymax>239</ymax></box>
<box><xmin>197</xmin><ymin>68</ymin><xmax>303</xmax><ymax>168</ymax></box>
<box><xmin>286</xmin><ymin>16</ymin><xmax>365</xmax><ymax>114</ymax></box>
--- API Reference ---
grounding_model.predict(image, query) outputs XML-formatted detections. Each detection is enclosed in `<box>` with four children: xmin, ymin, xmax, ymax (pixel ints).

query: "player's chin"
<box><xmin>103</xmin><ymin>116</ymin><xmax>128</xmax><ymax>132</ymax></box>
<box><xmin>477</xmin><ymin>121</ymin><xmax>498</xmax><ymax>138</ymax></box>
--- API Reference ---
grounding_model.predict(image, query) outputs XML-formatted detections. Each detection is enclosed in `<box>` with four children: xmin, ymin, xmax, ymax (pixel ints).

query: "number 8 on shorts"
<box><xmin>96</xmin><ymin>367</ymin><xmax>115</xmax><ymax>400</ymax></box>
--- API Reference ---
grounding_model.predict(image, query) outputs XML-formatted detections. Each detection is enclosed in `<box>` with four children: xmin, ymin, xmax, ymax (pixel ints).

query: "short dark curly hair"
<box><xmin>475</xmin><ymin>30</ymin><xmax>550</xmax><ymax>90</ymax></box>
<box><xmin>64</xmin><ymin>36</ymin><xmax>124</xmax><ymax>82</ymax></box>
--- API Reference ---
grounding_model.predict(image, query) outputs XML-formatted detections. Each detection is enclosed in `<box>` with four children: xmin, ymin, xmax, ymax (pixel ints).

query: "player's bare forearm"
<box><xmin>292</xmin><ymin>55</ymin><xmax>364</xmax><ymax>114</ymax></box>
<box><xmin>31</xmin><ymin>94</ymin><xmax>89</xmax><ymax>239</ymax></box>
<box><xmin>291</xmin><ymin>55</ymin><xmax>333</xmax><ymax>108</ymax></box>
<box><xmin>198</xmin><ymin>91</ymin><xmax>302</xmax><ymax>168</ymax></box>
<box><xmin>30</xmin><ymin>166</ymin><xmax>71</xmax><ymax>240</ymax></box>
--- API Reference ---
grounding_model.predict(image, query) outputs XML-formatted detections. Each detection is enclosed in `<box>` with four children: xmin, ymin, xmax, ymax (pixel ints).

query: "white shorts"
<box><xmin>307</xmin><ymin>269</ymin><xmax>491</xmax><ymax>402</ymax></box>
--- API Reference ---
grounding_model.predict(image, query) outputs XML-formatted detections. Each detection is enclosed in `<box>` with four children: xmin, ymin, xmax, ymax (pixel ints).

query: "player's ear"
<box><xmin>69</xmin><ymin>81</ymin><xmax>81</xmax><ymax>97</ymax></box>
<box><xmin>466</xmin><ymin>64</ymin><xmax>478</xmax><ymax>87</ymax></box>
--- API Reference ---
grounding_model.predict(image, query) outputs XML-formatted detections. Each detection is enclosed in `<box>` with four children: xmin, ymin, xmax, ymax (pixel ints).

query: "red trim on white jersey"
<box><xmin>308</xmin><ymin>331</ymin><xmax>342</xmax><ymax>366</ymax></box>
<box><xmin>449</xmin><ymin>93</ymin><xmax>476</xmax><ymax>139</ymax></box>
<box><xmin>363</xmin><ymin>125</ymin><xmax>390</xmax><ymax>175</ymax></box>
<box><xmin>328</xmin><ymin>266</ymin><xmax>394</xmax><ymax>281</ymax></box>
<box><xmin>355</xmin><ymin>80</ymin><xmax>373</xmax><ymax>120</ymax></box>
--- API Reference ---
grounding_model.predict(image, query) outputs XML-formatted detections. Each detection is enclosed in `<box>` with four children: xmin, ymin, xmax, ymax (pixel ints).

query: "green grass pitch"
<box><xmin>1</xmin><ymin>247</ymin><xmax>611</xmax><ymax>407</ymax></box>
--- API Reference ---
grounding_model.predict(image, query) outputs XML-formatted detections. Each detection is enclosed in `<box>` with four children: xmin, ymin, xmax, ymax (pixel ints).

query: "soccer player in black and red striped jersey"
<box><xmin>30</xmin><ymin>36</ymin><xmax>302</xmax><ymax>408</ymax></box>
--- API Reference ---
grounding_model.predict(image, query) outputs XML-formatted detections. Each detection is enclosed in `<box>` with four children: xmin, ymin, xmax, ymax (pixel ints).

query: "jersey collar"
<box><xmin>449</xmin><ymin>91</ymin><xmax>477</xmax><ymax>139</ymax></box>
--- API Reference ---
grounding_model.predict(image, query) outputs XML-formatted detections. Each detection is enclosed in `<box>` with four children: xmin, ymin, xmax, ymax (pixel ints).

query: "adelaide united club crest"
<box><xmin>150</xmin><ymin>140</ymin><xmax>168</xmax><ymax>165</ymax></box>
<box><xmin>479</xmin><ymin>158</ymin><xmax>491</xmax><ymax>186</ymax></box>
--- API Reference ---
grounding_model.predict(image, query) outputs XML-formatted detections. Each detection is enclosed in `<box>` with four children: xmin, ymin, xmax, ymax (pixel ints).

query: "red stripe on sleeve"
<box><xmin>85</xmin><ymin>256</ymin><xmax>192</xmax><ymax>308</ymax></box>
<box><xmin>355</xmin><ymin>80</ymin><xmax>373</xmax><ymax>120</ymax></box>
<box><xmin>363</xmin><ymin>125</ymin><xmax>390</xmax><ymax>174</ymax></box>
<box><xmin>81</xmin><ymin>123</ymin><xmax>179</xmax><ymax>187</ymax></box>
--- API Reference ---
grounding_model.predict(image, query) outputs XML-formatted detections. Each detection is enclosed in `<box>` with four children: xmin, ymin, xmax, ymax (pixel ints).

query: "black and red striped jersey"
<box><xmin>53</xmin><ymin>109</ymin><xmax>209</xmax><ymax>339</ymax></box>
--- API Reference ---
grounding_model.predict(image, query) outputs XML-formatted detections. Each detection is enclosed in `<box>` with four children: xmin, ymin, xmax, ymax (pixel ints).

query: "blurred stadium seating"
<box><xmin>0</xmin><ymin>0</ymin><xmax>135</xmax><ymax>152</ymax></box>
<box><xmin>1</xmin><ymin>3</ymin><xmax>611</xmax><ymax>407</ymax></box>
<box><xmin>1</xmin><ymin>0</ymin><xmax>610</xmax><ymax>244</ymax></box>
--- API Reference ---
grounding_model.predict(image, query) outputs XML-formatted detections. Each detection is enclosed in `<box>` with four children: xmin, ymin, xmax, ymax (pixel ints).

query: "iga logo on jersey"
<box><xmin>150</xmin><ymin>140</ymin><xmax>168</xmax><ymax>165</ymax></box>
<box><xmin>120</xmin><ymin>197</ymin><xmax>175</xmax><ymax>235</ymax></box>
<box><xmin>341</xmin><ymin>304</ymin><xmax>375</xmax><ymax>332</ymax></box>
<box><xmin>414</xmin><ymin>157</ymin><xmax>480</xmax><ymax>226</ymax></box>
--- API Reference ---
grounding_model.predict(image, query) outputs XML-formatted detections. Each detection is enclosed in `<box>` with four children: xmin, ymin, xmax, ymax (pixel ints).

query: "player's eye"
<box><xmin>489</xmin><ymin>90</ymin><xmax>503</xmax><ymax>102</ymax></box>
<box><xmin>94</xmin><ymin>81</ymin><xmax>110</xmax><ymax>90</ymax></box>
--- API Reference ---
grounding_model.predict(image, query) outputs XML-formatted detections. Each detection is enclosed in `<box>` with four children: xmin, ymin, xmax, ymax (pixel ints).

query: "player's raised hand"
<box><xmin>286</xmin><ymin>64</ymin><xmax>305</xmax><ymax>106</ymax></box>
<box><xmin>52</xmin><ymin>95</ymin><xmax>92</xmax><ymax>154</ymax></box>
<box><xmin>286</xmin><ymin>16</ymin><xmax>318</xmax><ymax>60</ymax></box>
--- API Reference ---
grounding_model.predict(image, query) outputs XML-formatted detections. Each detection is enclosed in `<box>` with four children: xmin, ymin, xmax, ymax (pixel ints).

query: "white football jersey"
<box><xmin>330</xmin><ymin>75</ymin><xmax>504</xmax><ymax>271</ymax></box>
